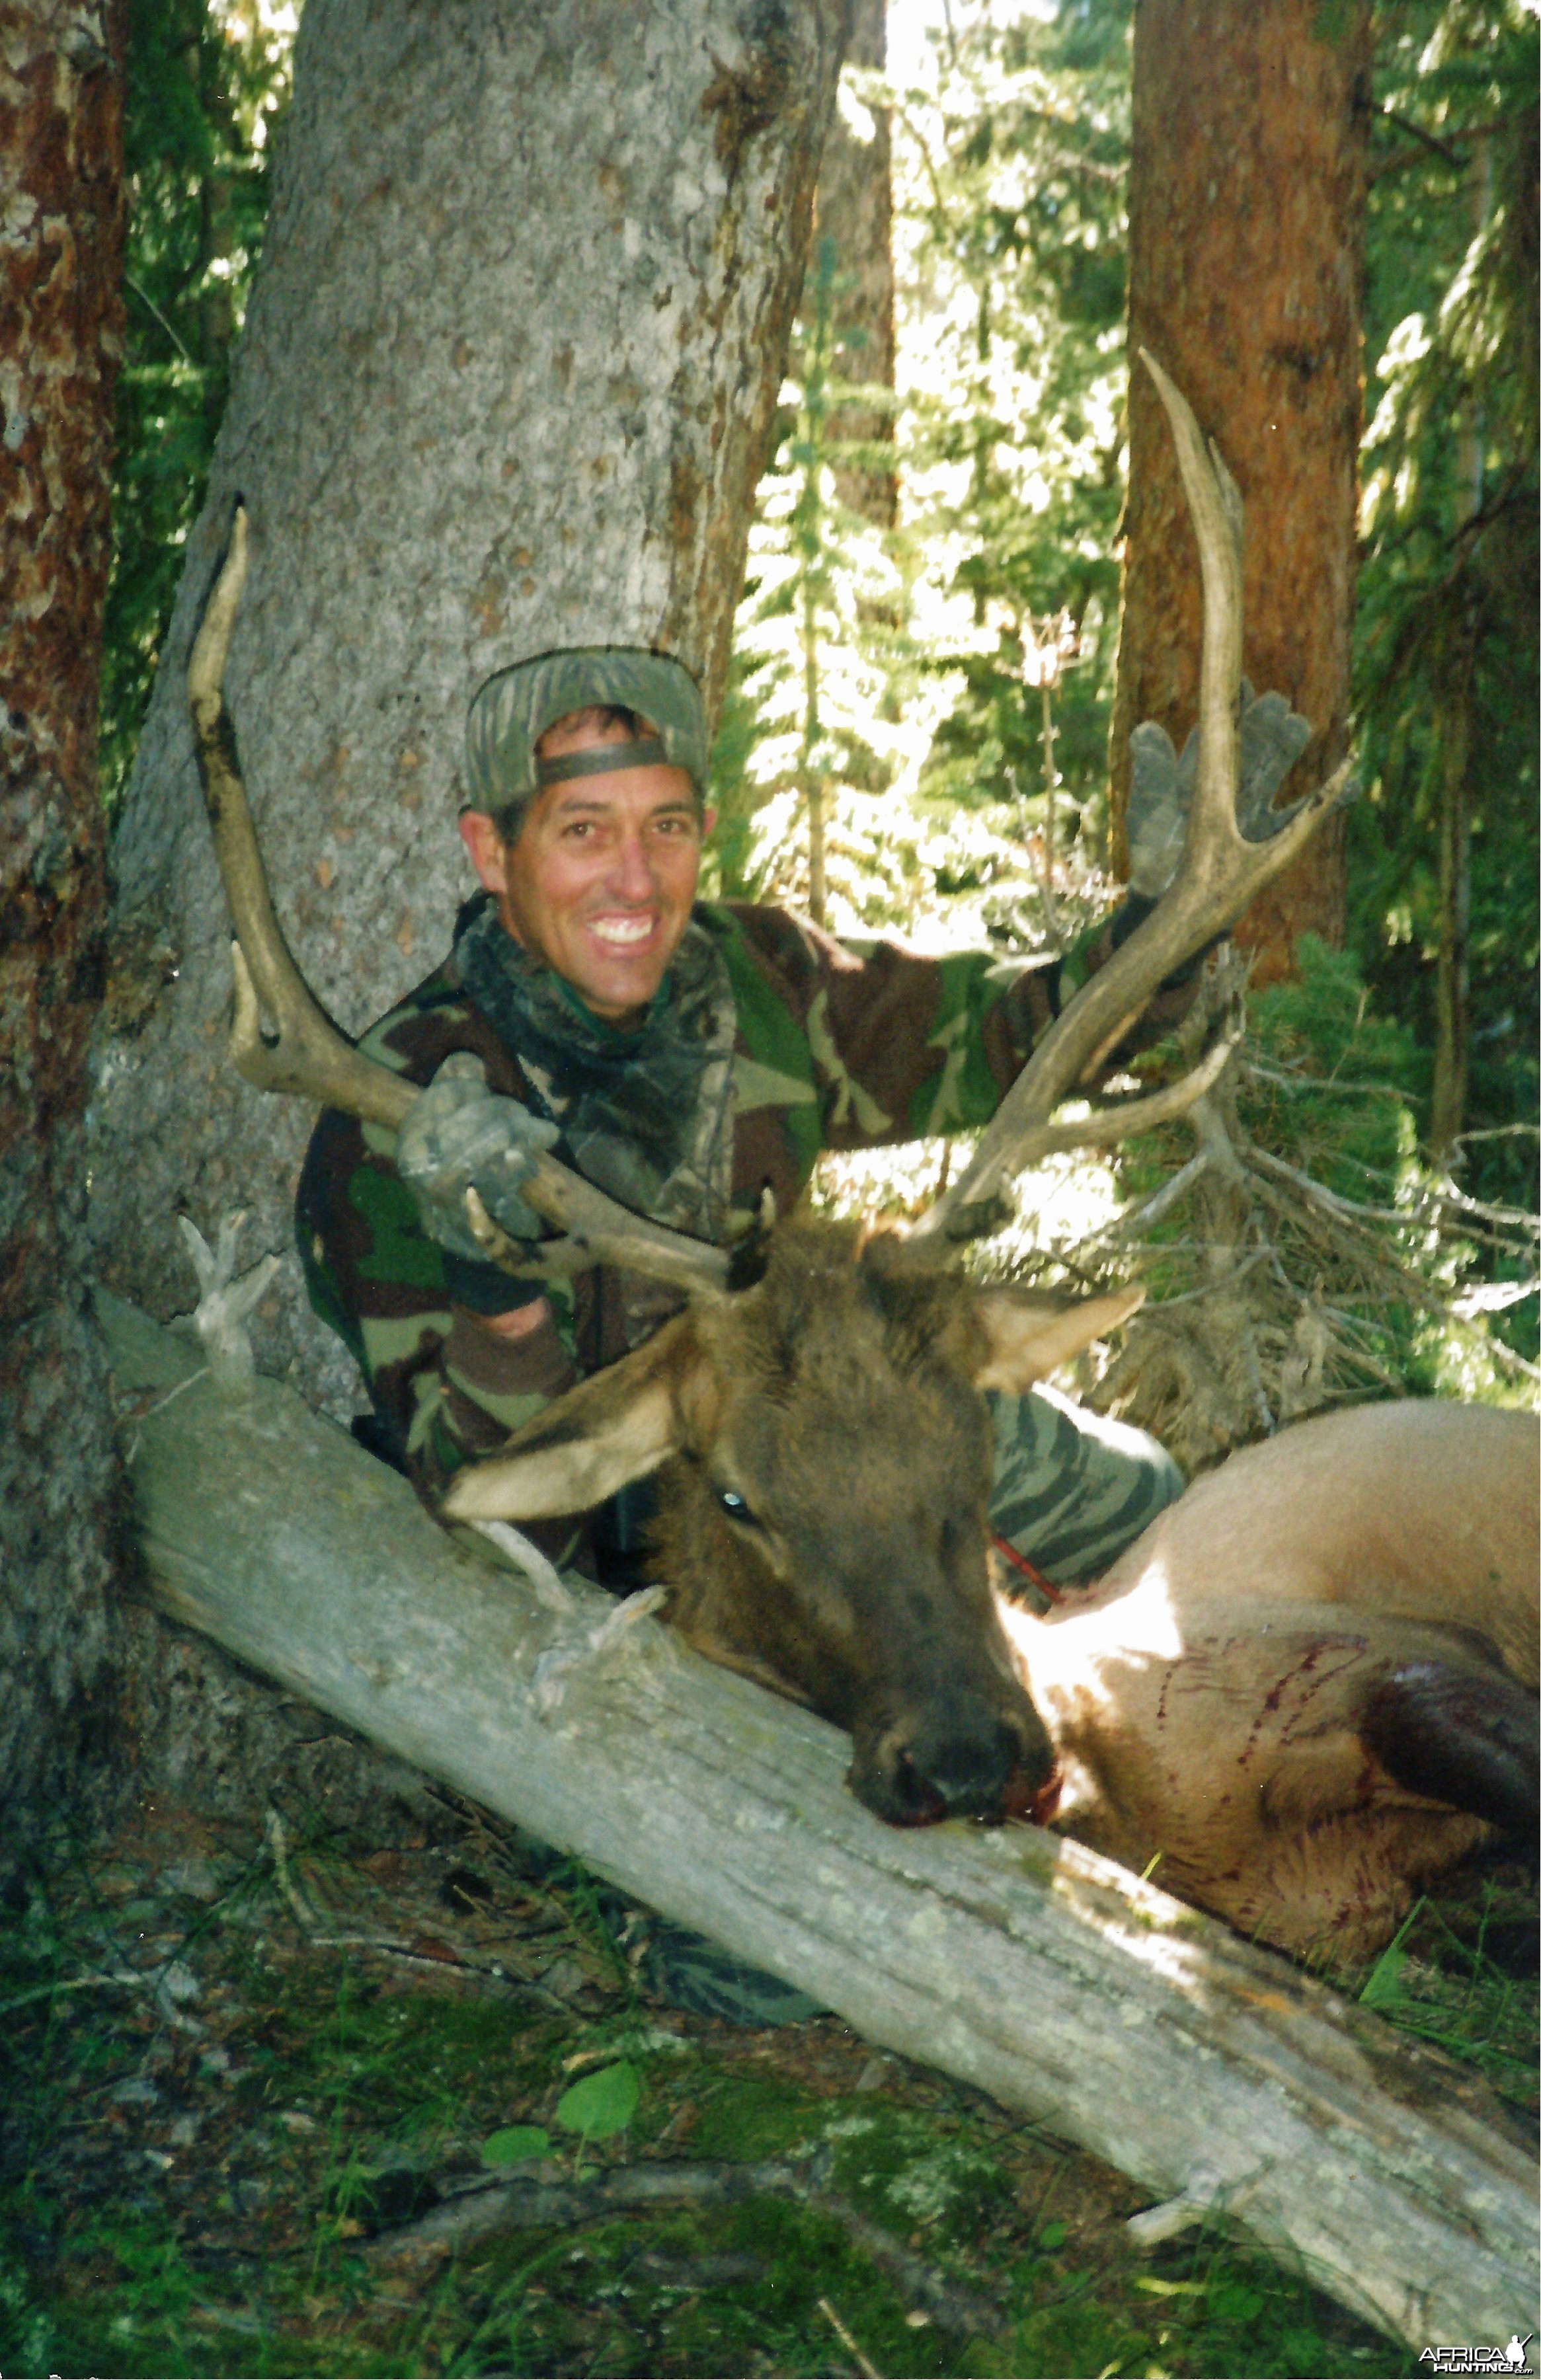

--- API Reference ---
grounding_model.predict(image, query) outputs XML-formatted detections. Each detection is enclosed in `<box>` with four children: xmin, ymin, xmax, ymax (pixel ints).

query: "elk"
<box><xmin>186</xmin><ymin>361</ymin><xmax>1536</xmax><ymax>1960</ymax></box>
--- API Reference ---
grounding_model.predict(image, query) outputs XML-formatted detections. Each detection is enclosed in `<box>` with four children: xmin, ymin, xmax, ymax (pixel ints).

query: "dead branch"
<box><xmin>370</xmin><ymin>2147</ymin><xmax>1007</xmax><ymax>2338</ymax></box>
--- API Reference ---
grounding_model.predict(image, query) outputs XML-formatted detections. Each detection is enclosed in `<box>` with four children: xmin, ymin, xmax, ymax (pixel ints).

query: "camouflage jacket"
<box><xmin>297</xmin><ymin>894</ymin><xmax>1133</xmax><ymax>1510</ymax></box>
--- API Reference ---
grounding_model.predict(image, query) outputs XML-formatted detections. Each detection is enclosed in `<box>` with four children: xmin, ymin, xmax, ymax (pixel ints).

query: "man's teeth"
<box><xmin>589</xmin><ymin>915</ymin><xmax>653</xmax><ymax>946</ymax></box>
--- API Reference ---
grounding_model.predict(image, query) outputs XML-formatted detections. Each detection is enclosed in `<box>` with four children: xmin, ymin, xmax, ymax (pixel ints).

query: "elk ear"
<box><xmin>442</xmin><ymin>1311</ymin><xmax>700</xmax><ymax>1522</ymax></box>
<box><xmin>969</xmin><ymin>1284</ymin><xmax>1144</xmax><ymax>1393</ymax></box>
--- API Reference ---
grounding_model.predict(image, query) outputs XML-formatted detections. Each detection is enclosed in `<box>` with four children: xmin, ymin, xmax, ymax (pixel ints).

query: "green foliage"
<box><xmin>0</xmin><ymin>1815</ymin><xmax>1442</xmax><ymax>2380</ymax></box>
<box><xmin>1245</xmin><ymin>935</ymin><xmax>1426</xmax><ymax>1202</ymax></box>
<box><xmin>1353</xmin><ymin>0</ymin><xmax>1539</xmax><ymax>1202</ymax></box>
<box><xmin>892</xmin><ymin>1</ymin><xmax>1131</xmax><ymax>828</ymax></box>
<box><xmin>102</xmin><ymin>0</ymin><xmax>290</xmax><ymax>807</ymax></box>
<box><xmin>1353</xmin><ymin>1884</ymin><xmax>1539</xmax><ymax>2104</ymax></box>
<box><xmin>478</xmin><ymin>2122</ymin><xmax>551</xmax><ymax>2167</ymax></box>
<box><xmin>710</xmin><ymin>229</ymin><xmax>937</xmax><ymax>927</ymax></box>
<box><xmin>552</xmin><ymin>2058</ymin><xmax>639</xmax><ymax>2143</ymax></box>
<box><xmin>711</xmin><ymin>6</ymin><xmax>1136</xmax><ymax>951</ymax></box>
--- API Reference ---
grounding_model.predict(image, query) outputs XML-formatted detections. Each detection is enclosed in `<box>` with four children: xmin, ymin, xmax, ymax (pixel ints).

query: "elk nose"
<box><xmin>899</xmin><ymin>1700</ymin><xmax>1050</xmax><ymax>1823</ymax></box>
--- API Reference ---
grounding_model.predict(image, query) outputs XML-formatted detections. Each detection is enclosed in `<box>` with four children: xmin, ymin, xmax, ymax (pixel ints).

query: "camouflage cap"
<box><xmin>464</xmin><ymin>646</ymin><xmax>708</xmax><ymax>837</ymax></box>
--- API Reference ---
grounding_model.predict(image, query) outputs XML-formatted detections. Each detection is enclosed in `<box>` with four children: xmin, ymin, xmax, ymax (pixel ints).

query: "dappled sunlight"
<box><xmin>997</xmin><ymin>1554</ymin><xmax>1185</xmax><ymax>1675</ymax></box>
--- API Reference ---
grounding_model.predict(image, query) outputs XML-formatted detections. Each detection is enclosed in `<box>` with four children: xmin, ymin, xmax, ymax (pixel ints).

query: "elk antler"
<box><xmin>910</xmin><ymin>355</ymin><xmax>1357</xmax><ymax>1245</ymax></box>
<box><xmin>187</xmin><ymin>507</ymin><xmax>729</xmax><ymax>1296</ymax></box>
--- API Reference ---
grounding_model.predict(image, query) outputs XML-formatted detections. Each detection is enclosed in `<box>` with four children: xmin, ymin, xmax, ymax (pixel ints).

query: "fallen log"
<box><xmin>100</xmin><ymin>1287</ymin><xmax>1538</xmax><ymax>2349</ymax></box>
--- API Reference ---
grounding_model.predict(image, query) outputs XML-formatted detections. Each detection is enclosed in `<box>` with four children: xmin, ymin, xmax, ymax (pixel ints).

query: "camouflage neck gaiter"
<box><xmin>454</xmin><ymin>896</ymin><xmax>738</xmax><ymax>1252</ymax></box>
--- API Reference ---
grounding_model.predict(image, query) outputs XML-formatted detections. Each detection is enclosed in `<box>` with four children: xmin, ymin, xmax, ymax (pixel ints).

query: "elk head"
<box><xmin>443</xmin><ymin>1220</ymin><xmax>1142</xmax><ymax>1824</ymax></box>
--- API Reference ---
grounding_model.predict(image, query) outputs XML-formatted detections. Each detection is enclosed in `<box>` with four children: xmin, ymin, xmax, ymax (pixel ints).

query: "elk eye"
<box><xmin>716</xmin><ymin>1487</ymin><xmax>756</xmax><ymax>1525</ymax></box>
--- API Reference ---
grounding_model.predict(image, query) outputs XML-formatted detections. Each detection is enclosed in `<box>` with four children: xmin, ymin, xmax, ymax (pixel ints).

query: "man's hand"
<box><xmin>1126</xmin><ymin>681</ymin><xmax>1314</xmax><ymax>901</ymax></box>
<box><xmin>396</xmin><ymin>1054</ymin><xmax>561</xmax><ymax>1261</ymax></box>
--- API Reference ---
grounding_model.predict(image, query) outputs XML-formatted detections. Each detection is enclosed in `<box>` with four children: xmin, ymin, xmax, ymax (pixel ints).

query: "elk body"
<box><xmin>998</xmin><ymin>1398</ymin><xmax>1538</xmax><ymax>1962</ymax></box>
<box><xmin>445</xmin><ymin>1227</ymin><xmax>1539</xmax><ymax>1961</ymax></box>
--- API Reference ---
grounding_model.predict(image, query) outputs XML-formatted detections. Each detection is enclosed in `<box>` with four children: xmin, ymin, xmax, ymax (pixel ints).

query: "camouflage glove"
<box><xmin>1126</xmin><ymin>680</ymin><xmax>1314</xmax><ymax>900</ymax></box>
<box><xmin>395</xmin><ymin>1054</ymin><xmax>561</xmax><ymax>1263</ymax></box>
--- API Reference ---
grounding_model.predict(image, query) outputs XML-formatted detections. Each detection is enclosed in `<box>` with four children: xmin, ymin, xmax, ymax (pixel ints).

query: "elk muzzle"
<box><xmin>846</xmin><ymin>1675</ymin><xmax>1056</xmax><ymax>1829</ymax></box>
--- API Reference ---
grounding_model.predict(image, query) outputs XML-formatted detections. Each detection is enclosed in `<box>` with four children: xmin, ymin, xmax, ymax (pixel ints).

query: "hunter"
<box><xmin>297</xmin><ymin>647</ymin><xmax>1225</xmax><ymax>1593</ymax></box>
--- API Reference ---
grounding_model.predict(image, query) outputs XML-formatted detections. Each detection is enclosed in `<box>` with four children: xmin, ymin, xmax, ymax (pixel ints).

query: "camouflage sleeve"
<box><xmin>293</xmin><ymin>957</ymin><xmax>584</xmax><ymax>1508</ymax></box>
<box><xmin>717</xmin><ymin>904</ymin><xmax>1060</xmax><ymax>1152</ymax></box>
<box><xmin>716</xmin><ymin>898</ymin><xmax>1197</xmax><ymax>1164</ymax></box>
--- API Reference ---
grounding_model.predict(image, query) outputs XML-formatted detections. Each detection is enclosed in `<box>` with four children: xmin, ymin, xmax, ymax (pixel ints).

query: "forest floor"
<box><xmin>1</xmin><ymin>1786</ymin><xmax>1532</xmax><ymax>2380</ymax></box>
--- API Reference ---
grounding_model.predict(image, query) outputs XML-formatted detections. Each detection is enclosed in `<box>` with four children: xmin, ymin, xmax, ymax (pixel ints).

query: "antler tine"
<box><xmin>910</xmin><ymin>360</ymin><xmax>1355</xmax><ymax>1245</ymax></box>
<box><xmin>189</xmin><ymin>507</ymin><xmax>416</xmax><ymax>1132</ymax></box>
<box><xmin>188</xmin><ymin>506</ymin><xmax>729</xmax><ymax>1296</ymax></box>
<box><xmin>1140</xmin><ymin>349</ymin><xmax>1244</xmax><ymax>876</ymax></box>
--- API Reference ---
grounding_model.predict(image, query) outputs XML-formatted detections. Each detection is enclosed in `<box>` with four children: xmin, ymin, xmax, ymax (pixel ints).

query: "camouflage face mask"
<box><xmin>463</xmin><ymin>646</ymin><xmax>709</xmax><ymax>840</ymax></box>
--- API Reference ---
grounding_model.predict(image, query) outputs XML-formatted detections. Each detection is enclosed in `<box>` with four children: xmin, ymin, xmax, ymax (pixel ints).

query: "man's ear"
<box><xmin>970</xmin><ymin>1284</ymin><xmax>1144</xmax><ymax>1393</ymax></box>
<box><xmin>459</xmin><ymin>809</ymin><xmax>510</xmax><ymax>895</ymax></box>
<box><xmin>441</xmin><ymin>1311</ymin><xmax>701</xmax><ymax>1521</ymax></box>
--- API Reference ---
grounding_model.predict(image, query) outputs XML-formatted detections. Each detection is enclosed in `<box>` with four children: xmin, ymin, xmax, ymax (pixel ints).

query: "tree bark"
<box><xmin>100</xmin><ymin>1285</ymin><xmax>1538</xmax><ymax>2350</ymax></box>
<box><xmin>88</xmin><ymin>0</ymin><xmax>849</xmax><ymax>1408</ymax></box>
<box><xmin>814</xmin><ymin>0</ymin><xmax>896</xmax><ymax>526</ymax></box>
<box><xmin>1111</xmin><ymin>0</ymin><xmax>1371</xmax><ymax>981</ymax></box>
<box><xmin>0</xmin><ymin>0</ymin><xmax>128</xmax><ymax>1880</ymax></box>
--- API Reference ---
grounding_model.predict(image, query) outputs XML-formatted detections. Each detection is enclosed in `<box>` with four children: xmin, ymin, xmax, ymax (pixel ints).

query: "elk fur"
<box><xmin>446</xmin><ymin>1227</ymin><xmax>1539</xmax><ymax>1964</ymax></box>
<box><xmin>1000</xmin><ymin>1398</ymin><xmax>1538</xmax><ymax>1961</ymax></box>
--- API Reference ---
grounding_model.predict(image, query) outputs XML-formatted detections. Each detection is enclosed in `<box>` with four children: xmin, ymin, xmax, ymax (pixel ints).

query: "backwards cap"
<box><xmin>464</xmin><ymin>646</ymin><xmax>708</xmax><ymax>837</ymax></box>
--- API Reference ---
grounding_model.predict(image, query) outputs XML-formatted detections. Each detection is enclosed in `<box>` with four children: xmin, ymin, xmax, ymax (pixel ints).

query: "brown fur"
<box><xmin>444</xmin><ymin>1227</ymin><xmax>1539</xmax><ymax>1958</ymax></box>
<box><xmin>447</xmin><ymin>1223</ymin><xmax>1136</xmax><ymax>1824</ymax></box>
<box><xmin>1006</xmin><ymin>1402</ymin><xmax>1538</xmax><ymax>1960</ymax></box>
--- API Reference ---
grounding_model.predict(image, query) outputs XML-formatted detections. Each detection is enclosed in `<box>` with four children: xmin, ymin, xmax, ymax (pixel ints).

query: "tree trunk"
<box><xmin>88</xmin><ymin>0</ymin><xmax>849</xmax><ymax>1408</ymax></box>
<box><xmin>1111</xmin><ymin>0</ymin><xmax>1371</xmax><ymax>982</ymax></box>
<box><xmin>0</xmin><ymin>0</ymin><xmax>128</xmax><ymax>1882</ymax></box>
<box><xmin>102</xmin><ymin>1284</ymin><xmax>1538</xmax><ymax>2351</ymax></box>
<box><xmin>814</xmin><ymin>0</ymin><xmax>895</xmax><ymax>526</ymax></box>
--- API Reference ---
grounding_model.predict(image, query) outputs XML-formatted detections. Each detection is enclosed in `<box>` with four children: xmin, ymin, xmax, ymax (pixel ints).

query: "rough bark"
<box><xmin>0</xmin><ymin>0</ymin><xmax>128</xmax><ymax>1879</ymax></box>
<box><xmin>814</xmin><ymin>0</ymin><xmax>895</xmax><ymax>525</ymax></box>
<box><xmin>100</xmin><ymin>1286</ymin><xmax>1538</xmax><ymax>2352</ymax></box>
<box><xmin>1111</xmin><ymin>0</ymin><xmax>1371</xmax><ymax>981</ymax></box>
<box><xmin>88</xmin><ymin>0</ymin><xmax>849</xmax><ymax>1410</ymax></box>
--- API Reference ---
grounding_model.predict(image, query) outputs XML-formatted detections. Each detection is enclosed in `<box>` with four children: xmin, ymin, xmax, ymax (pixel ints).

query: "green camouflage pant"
<box><xmin>987</xmin><ymin>1385</ymin><xmax>1183</xmax><ymax>1601</ymax></box>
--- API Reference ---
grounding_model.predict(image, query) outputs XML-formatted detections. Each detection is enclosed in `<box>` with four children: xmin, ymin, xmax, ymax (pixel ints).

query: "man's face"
<box><xmin>459</xmin><ymin>718</ymin><xmax>709</xmax><ymax>1027</ymax></box>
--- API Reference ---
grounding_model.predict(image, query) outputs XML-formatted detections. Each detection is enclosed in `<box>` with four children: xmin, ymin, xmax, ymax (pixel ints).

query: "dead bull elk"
<box><xmin>187</xmin><ymin>363</ymin><xmax>1536</xmax><ymax>1956</ymax></box>
<box><xmin>450</xmin><ymin>1256</ymin><xmax>1537</xmax><ymax>1962</ymax></box>
<box><xmin>1005</xmin><ymin>1399</ymin><xmax>1537</xmax><ymax>1961</ymax></box>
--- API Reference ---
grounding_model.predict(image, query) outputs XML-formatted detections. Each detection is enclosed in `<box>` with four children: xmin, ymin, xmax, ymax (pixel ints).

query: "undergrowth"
<box><xmin>0</xmin><ymin>1794</ymin><xmax>1476</xmax><ymax>2380</ymax></box>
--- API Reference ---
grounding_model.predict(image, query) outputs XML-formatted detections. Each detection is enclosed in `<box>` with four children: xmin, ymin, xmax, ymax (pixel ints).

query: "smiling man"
<box><xmin>297</xmin><ymin>644</ymin><xmax>1189</xmax><ymax>1592</ymax></box>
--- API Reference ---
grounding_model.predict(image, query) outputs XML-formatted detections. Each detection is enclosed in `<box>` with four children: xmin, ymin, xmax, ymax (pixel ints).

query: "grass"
<box><xmin>1</xmin><ymin>1792</ymin><xmax>1523</xmax><ymax>2380</ymax></box>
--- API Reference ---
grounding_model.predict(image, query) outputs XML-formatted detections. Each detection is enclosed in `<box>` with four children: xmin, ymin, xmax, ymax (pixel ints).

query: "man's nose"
<box><xmin>608</xmin><ymin>831</ymin><xmax>658</xmax><ymax>900</ymax></box>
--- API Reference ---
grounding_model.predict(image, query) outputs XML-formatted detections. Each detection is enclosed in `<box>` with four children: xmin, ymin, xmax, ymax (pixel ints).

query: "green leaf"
<box><xmin>1037</xmin><ymin>2220</ymin><xmax>1068</xmax><ymax>2250</ymax></box>
<box><xmin>553</xmin><ymin>2061</ymin><xmax>639</xmax><ymax>2141</ymax></box>
<box><xmin>1207</xmin><ymin>2281</ymin><xmax>1266</xmax><ymax>2324</ymax></box>
<box><xmin>479</xmin><ymin>2125</ymin><xmax>551</xmax><ymax>2169</ymax></box>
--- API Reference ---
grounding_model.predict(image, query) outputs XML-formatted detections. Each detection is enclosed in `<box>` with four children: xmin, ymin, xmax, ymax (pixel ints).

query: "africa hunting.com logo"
<box><xmin>1418</xmin><ymin>2339</ymin><xmax>1534</xmax><ymax>2375</ymax></box>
